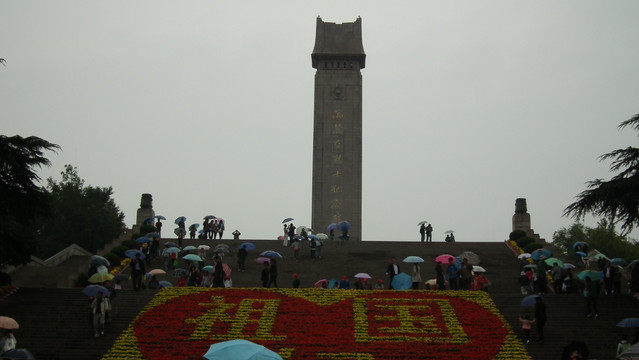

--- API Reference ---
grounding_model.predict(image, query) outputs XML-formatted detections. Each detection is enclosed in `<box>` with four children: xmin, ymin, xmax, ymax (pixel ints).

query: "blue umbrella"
<box><xmin>391</xmin><ymin>273</ymin><xmax>412</xmax><ymax>290</ymax></box>
<box><xmin>575</xmin><ymin>251</ymin><xmax>587</xmax><ymax>257</ymax></box>
<box><xmin>203</xmin><ymin>339</ymin><xmax>282</xmax><ymax>360</ymax></box>
<box><xmin>577</xmin><ymin>270</ymin><xmax>602</xmax><ymax>281</ymax></box>
<box><xmin>125</xmin><ymin>249</ymin><xmax>145</xmax><ymax>259</ymax></box>
<box><xmin>617</xmin><ymin>318</ymin><xmax>639</xmax><ymax>328</ymax></box>
<box><xmin>337</xmin><ymin>221</ymin><xmax>350</xmax><ymax>232</ymax></box>
<box><xmin>155</xmin><ymin>215</ymin><xmax>166</xmax><ymax>220</ymax></box>
<box><xmin>183</xmin><ymin>254</ymin><xmax>203</xmax><ymax>262</ymax></box>
<box><xmin>327</xmin><ymin>223</ymin><xmax>337</xmax><ymax>232</ymax></box>
<box><xmin>136</xmin><ymin>236</ymin><xmax>152</xmax><ymax>244</ymax></box>
<box><xmin>146</xmin><ymin>232</ymin><xmax>160</xmax><ymax>239</ymax></box>
<box><xmin>82</xmin><ymin>285</ymin><xmax>110</xmax><ymax>298</ymax></box>
<box><xmin>240</xmin><ymin>242</ymin><xmax>256</xmax><ymax>251</ymax></box>
<box><xmin>572</xmin><ymin>241</ymin><xmax>588</xmax><ymax>249</ymax></box>
<box><xmin>403</xmin><ymin>256</ymin><xmax>425</xmax><ymax>263</ymax></box>
<box><xmin>174</xmin><ymin>216</ymin><xmax>186</xmax><ymax>225</ymax></box>
<box><xmin>611</xmin><ymin>258</ymin><xmax>627</xmax><ymax>267</ymax></box>
<box><xmin>165</xmin><ymin>241</ymin><xmax>178</xmax><ymax>248</ymax></box>
<box><xmin>327</xmin><ymin>278</ymin><xmax>338</xmax><ymax>289</ymax></box>
<box><xmin>282</xmin><ymin>217</ymin><xmax>294</xmax><ymax>223</ymax></box>
<box><xmin>202</xmin><ymin>265</ymin><xmax>214</xmax><ymax>273</ymax></box>
<box><xmin>260</xmin><ymin>250</ymin><xmax>282</xmax><ymax>259</ymax></box>
<box><xmin>158</xmin><ymin>281</ymin><xmax>173</xmax><ymax>288</ymax></box>
<box><xmin>520</xmin><ymin>295</ymin><xmax>541</xmax><ymax>307</ymax></box>
<box><xmin>183</xmin><ymin>245</ymin><xmax>198</xmax><ymax>251</ymax></box>
<box><xmin>308</xmin><ymin>234</ymin><xmax>319</xmax><ymax>241</ymax></box>
<box><xmin>1</xmin><ymin>348</ymin><xmax>35</xmax><ymax>360</ymax></box>
<box><xmin>531</xmin><ymin>249</ymin><xmax>552</xmax><ymax>261</ymax></box>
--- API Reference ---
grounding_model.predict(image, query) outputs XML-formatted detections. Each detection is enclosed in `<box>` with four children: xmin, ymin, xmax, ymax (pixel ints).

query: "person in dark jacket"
<box><xmin>535</xmin><ymin>296</ymin><xmax>547</xmax><ymax>341</ymax></box>
<box><xmin>212</xmin><ymin>256</ymin><xmax>225</xmax><ymax>288</ymax></box>
<box><xmin>267</xmin><ymin>259</ymin><xmax>278</xmax><ymax>288</ymax></box>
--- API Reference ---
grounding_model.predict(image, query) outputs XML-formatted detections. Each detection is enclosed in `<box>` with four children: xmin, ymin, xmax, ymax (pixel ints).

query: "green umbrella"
<box><xmin>577</xmin><ymin>270</ymin><xmax>602</xmax><ymax>281</ymax></box>
<box><xmin>544</xmin><ymin>257</ymin><xmax>564</xmax><ymax>268</ymax></box>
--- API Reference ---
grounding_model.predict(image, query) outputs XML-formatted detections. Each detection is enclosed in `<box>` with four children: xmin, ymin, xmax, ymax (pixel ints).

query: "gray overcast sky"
<box><xmin>2</xmin><ymin>1</ymin><xmax>638</xmax><ymax>242</ymax></box>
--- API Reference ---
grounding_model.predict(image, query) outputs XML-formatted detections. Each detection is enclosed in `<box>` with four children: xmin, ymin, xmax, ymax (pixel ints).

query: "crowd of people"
<box><xmin>513</xmin><ymin>241</ymin><xmax>639</xmax><ymax>358</ymax></box>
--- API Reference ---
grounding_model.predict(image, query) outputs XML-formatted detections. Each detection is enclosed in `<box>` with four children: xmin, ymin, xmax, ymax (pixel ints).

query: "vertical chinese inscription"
<box><xmin>330</xmin><ymin>109</ymin><xmax>345</xmax><ymax>223</ymax></box>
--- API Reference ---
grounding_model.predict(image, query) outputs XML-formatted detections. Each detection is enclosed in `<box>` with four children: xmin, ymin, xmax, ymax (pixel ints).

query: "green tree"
<box><xmin>552</xmin><ymin>221</ymin><xmax>639</xmax><ymax>260</ymax></box>
<box><xmin>0</xmin><ymin>135</ymin><xmax>59</xmax><ymax>267</ymax></box>
<box><xmin>36</xmin><ymin>165</ymin><xmax>125</xmax><ymax>258</ymax></box>
<box><xmin>564</xmin><ymin>114</ymin><xmax>639</xmax><ymax>235</ymax></box>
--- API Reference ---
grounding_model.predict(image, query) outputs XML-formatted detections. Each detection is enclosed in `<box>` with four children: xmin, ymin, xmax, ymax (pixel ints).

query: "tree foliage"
<box><xmin>0</xmin><ymin>135</ymin><xmax>59</xmax><ymax>267</ymax></box>
<box><xmin>36</xmin><ymin>165</ymin><xmax>125</xmax><ymax>258</ymax></box>
<box><xmin>552</xmin><ymin>221</ymin><xmax>639</xmax><ymax>260</ymax></box>
<box><xmin>564</xmin><ymin>114</ymin><xmax>639</xmax><ymax>235</ymax></box>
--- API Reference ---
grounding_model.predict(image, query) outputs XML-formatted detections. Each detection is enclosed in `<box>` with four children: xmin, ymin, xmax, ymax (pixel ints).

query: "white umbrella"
<box><xmin>353</xmin><ymin>273</ymin><xmax>372</xmax><ymax>279</ymax></box>
<box><xmin>472</xmin><ymin>265</ymin><xmax>487</xmax><ymax>273</ymax></box>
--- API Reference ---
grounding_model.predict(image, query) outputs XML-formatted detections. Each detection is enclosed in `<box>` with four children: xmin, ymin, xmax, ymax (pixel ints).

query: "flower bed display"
<box><xmin>102</xmin><ymin>288</ymin><xmax>529</xmax><ymax>359</ymax></box>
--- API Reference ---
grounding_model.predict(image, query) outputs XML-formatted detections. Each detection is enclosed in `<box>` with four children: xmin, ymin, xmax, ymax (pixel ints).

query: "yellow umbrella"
<box><xmin>88</xmin><ymin>272</ymin><xmax>114</xmax><ymax>283</ymax></box>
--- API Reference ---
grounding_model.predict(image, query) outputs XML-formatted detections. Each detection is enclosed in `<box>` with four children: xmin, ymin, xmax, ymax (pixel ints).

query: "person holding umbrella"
<box><xmin>155</xmin><ymin>218</ymin><xmax>163</xmax><ymax>237</ymax></box>
<box><xmin>386</xmin><ymin>257</ymin><xmax>400</xmax><ymax>289</ymax></box>
<box><xmin>435</xmin><ymin>261</ymin><xmax>445</xmax><ymax>290</ymax></box>
<box><xmin>411</xmin><ymin>263</ymin><xmax>422</xmax><ymax>289</ymax></box>
<box><xmin>212</xmin><ymin>256</ymin><xmax>225</xmax><ymax>288</ymax></box>
<box><xmin>267</xmin><ymin>259</ymin><xmax>279</xmax><ymax>288</ymax></box>
<box><xmin>0</xmin><ymin>329</ymin><xmax>16</xmax><ymax>354</ymax></box>
<box><xmin>237</xmin><ymin>245</ymin><xmax>247</xmax><ymax>272</ymax></box>
<box><xmin>584</xmin><ymin>276</ymin><xmax>599</xmax><ymax>318</ymax></box>
<box><xmin>90</xmin><ymin>291</ymin><xmax>111</xmax><ymax>337</ymax></box>
<box><xmin>131</xmin><ymin>253</ymin><xmax>146</xmax><ymax>291</ymax></box>
<box><xmin>534</xmin><ymin>296</ymin><xmax>547</xmax><ymax>341</ymax></box>
<box><xmin>261</xmin><ymin>262</ymin><xmax>270</xmax><ymax>288</ymax></box>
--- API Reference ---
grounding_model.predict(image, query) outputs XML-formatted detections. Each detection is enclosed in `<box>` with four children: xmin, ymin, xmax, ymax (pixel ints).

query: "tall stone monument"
<box><xmin>511</xmin><ymin>198</ymin><xmax>544</xmax><ymax>243</ymax></box>
<box><xmin>311</xmin><ymin>17</ymin><xmax>365</xmax><ymax>241</ymax></box>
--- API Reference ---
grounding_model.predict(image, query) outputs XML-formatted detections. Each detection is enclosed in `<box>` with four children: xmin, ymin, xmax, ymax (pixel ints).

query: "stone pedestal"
<box><xmin>511</xmin><ymin>198</ymin><xmax>544</xmax><ymax>243</ymax></box>
<box><xmin>133</xmin><ymin>193</ymin><xmax>155</xmax><ymax>234</ymax></box>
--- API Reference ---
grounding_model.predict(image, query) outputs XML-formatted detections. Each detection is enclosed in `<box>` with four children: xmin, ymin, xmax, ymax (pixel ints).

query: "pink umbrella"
<box><xmin>314</xmin><ymin>279</ymin><xmax>328</xmax><ymax>288</ymax></box>
<box><xmin>255</xmin><ymin>257</ymin><xmax>271</xmax><ymax>264</ymax></box>
<box><xmin>0</xmin><ymin>316</ymin><xmax>19</xmax><ymax>330</ymax></box>
<box><xmin>435</xmin><ymin>254</ymin><xmax>456</xmax><ymax>263</ymax></box>
<box><xmin>222</xmin><ymin>263</ymin><xmax>232</xmax><ymax>278</ymax></box>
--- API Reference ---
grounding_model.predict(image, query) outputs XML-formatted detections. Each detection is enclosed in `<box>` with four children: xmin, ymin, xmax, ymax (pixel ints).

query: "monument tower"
<box><xmin>311</xmin><ymin>17</ymin><xmax>365</xmax><ymax>240</ymax></box>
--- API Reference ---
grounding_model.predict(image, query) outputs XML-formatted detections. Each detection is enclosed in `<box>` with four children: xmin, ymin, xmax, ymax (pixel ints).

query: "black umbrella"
<box><xmin>89</xmin><ymin>255</ymin><xmax>110</xmax><ymax>267</ymax></box>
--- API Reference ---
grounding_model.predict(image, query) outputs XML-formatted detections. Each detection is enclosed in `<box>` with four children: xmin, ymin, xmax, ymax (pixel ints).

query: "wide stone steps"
<box><xmin>1</xmin><ymin>238</ymin><xmax>637</xmax><ymax>359</ymax></box>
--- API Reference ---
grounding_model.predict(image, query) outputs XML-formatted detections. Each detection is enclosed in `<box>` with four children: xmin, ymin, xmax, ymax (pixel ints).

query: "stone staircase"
<box><xmin>1</xmin><ymin>238</ymin><xmax>637</xmax><ymax>359</ymax></box>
